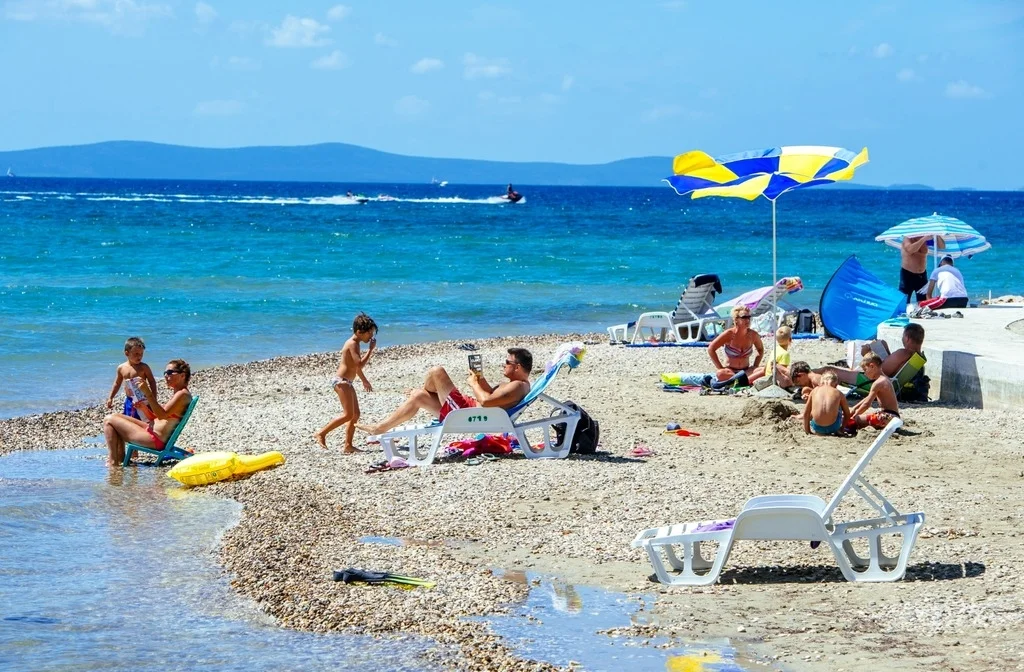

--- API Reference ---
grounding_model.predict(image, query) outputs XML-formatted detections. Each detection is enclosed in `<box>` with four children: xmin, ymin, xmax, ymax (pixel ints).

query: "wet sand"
<box><xmin>4</xmin><ymin>334</ymin><xmax>1023</xmax><ymax>671</ymax></box>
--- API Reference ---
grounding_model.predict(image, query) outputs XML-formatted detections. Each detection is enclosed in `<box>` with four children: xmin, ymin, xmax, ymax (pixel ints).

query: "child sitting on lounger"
<box><xmin>803</xmin><ymin>371</ymin><xmax>852</xmax><ymax>436</ymax></box>
<box><xmin>315</xmin><ymin>312</ymin><xmax>377</xmax><ymax>453</ymax></box>
<box><xmin>849</xmin><ymin>352</ymin><xmax>901</xmax><ymax>430</ymax></box>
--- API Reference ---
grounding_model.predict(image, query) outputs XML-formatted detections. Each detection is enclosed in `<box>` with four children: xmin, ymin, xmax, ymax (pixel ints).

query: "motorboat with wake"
<box><xmin>345</xmin><ymin>191</ymin><xmax>369</xmax><ymax>204</ymax></box>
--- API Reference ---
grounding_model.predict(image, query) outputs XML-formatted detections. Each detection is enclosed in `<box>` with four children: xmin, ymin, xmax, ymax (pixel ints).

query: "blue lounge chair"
<box><xmin>122</xmin><ymin>396</ymin><xmax>200</xmax><ymax>467</ymax></box>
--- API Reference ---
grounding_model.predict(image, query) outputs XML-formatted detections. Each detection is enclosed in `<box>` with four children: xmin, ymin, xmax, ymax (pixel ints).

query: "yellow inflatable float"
<box><xmin>168</xmin><ymin>451</ymin><xmax>285</xmax><ymax>487</ymax></box>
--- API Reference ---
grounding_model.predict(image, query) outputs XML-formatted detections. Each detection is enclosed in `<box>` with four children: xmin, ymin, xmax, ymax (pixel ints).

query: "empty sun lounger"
<box><xmin>122</xmin><ymin>396</ymin><xmax>200</xmax><ymax>467</ymax></box>
<box><xmin>632</xmin><ymin>418</ymin><xmax>923</xmax><ymax>584</ymax></box>
<box><xmin>608</xmin><ymin>274</ymin><xmax>725</xmax><ymax>344</ymax></box>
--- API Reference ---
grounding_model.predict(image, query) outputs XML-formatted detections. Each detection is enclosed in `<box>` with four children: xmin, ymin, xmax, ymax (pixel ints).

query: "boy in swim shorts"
<box><xmin>849</xmin><ymin>352</ymin><xmax>901</xmax><ymax>430</ymax></box>
<box><xmin>803</xmin><ymin>371</ymin><xmax>852</xmax><ymax>436</ymax></box>
<box><xmin>105</xmin><ymin>336</ymin><xmax>158</xmax><ymax>420</ymax></box>
<box><xmin>315</xmin><ymin>313</ymin><xmax>377</xmax><ymax>453</ymax></box>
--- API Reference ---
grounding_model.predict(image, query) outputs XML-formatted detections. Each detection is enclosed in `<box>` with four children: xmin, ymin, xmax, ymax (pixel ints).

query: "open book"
<box><xmin>125</xmin><ymin>378</ymin><xmax>155</xmax><ymax>419</ymax></box>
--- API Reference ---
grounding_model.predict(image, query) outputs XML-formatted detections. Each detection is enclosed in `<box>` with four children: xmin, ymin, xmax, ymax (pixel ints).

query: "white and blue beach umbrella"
<box><xmin>875</xmin><ymin>213</ymin><xmax>991</xmax><ymax>266</ymax></box>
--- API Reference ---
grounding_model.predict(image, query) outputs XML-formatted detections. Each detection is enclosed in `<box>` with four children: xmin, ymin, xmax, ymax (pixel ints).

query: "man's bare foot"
<box><xmin>314</xmin><ymin>433</ymin><xmax>328</xmax><ymax>449</ymax></box>
<box><xmin>342</xmin><ymin>446</ymin><xmax>363</xmax><ymax>454</ymax></box>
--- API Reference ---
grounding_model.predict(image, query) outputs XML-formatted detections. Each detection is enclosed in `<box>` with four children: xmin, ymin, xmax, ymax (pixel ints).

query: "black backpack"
<box><xmin>553</xmin><ymin>401</ymin><xmax>600</xmax><ymax>454</ymax></box>
<box><xmin>794</xmin><ymin>309</ymin><xmax>817</xmax><ymax>334</ymax></box>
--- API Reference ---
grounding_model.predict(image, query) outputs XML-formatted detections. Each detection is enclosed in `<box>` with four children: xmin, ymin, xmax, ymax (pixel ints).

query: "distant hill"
<box><xmin>0</xmin><ymin>140</ymin><xmax>929</xmax><ymax>189</ymax></box>
<box><xmin>888</xmin><ymin>183</ymin><xmax>936</xmax><ymax>191</ymax></box>
<box><xmin>0</xmin><ymin>141</ymin><xmax>677</xmax><ymax>187</ymax></box>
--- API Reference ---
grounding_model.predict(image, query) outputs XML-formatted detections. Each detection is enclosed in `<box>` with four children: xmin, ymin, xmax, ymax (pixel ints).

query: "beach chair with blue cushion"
<box><xmin>633</xmin><ymin>418</ymin><xmax>923</xmax><ymax>585</ymax></box>
<box><xmin>122</xmin><ymin>396</ymin><xmax>200</xmax><ymax>467</ymax></box>
<box><xmin>607</xmin><ymin>274</ymin><xmax>725</xmax><ymax>344</ymax></box>
<box><xmin>379</xmin><ymin>345</ymin><xmax>584</xmax><ymax>467</ymax></box>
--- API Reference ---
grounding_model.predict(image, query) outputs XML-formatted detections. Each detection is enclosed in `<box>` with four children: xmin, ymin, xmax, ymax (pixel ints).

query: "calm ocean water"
<box><xmin>2</xmin><ymin>177</ymin><xmax>1022</xmax><ymax>418</ymax></box>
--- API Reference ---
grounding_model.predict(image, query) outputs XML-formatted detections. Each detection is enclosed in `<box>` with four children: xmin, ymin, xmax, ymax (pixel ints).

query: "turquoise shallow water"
<box><xmin>0</xmin><ymin>447</ymin><xmax>438</xmax><ymax>671</ymax></box>
<box><xmin>0</xmin><ymin>448</ymin><xmax>756</xmax><ymax>670</ymax></box>
<box><xmin>2</xmin><ymin>178</ymin><xmax>1022</xmax><ymax>418</ymax></box>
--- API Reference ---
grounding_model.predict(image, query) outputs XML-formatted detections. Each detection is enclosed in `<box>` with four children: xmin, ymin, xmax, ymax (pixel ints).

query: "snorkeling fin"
<box><xmin>333</xmin><ymin>567</ymin><xmax>436</xmax><ymax>589</ymax></box>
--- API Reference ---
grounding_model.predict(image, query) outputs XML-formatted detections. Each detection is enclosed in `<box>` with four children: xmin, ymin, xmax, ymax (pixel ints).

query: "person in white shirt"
<box><xmin>921</xmin><ymin>255</ymin><xmax>968</xmax><ymax>309</ymax></box>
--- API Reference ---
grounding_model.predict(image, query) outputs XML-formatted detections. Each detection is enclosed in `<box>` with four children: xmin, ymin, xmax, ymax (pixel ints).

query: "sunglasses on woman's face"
<box><xmin>164</xmin><ymin>369</ymin><xmax>182</xmax><ymax>376</ymax></box>
<box><xmin>736</xmin><ymin>315</ymin><xmax>752</xmax><ymax>320</ymax></box>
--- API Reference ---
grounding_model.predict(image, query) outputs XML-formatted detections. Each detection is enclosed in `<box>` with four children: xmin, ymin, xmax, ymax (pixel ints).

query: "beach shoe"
<box><xmin>365</xmin><ymin>435</ymin><xmax>381</xmax><ymax>445</ymax></box>
<box><xmin>365</xmin><ymin>460</ymin><xmax>389</xmax><ymax>474</ymax></box>
<box><xmin>388</xmin><ymin>457</ymin><xmax>410</xmax><ymax>470</ymax></box>
<box><xmin>466</xmin><ymin>457</ymin><xmax>483</xmax><ymax>466</ymax></box>
<box><xmin>480</xmin><ymin>453</ymin><xmax>500</xmax><ymax>462</ymax></box>
<box><xmin>953</xmin><ymin>311</ymin><xmax>964</xmax><ymax>318</ymax></box>
<box><xmin>457</xmin><ymin>343</ymin><xmax>478</xmax><ymax>351</ymax></box>
<box><xmin>665</xmin><ymin>422</ymin><xmax>681</xmax><ymax>431</ymax></box>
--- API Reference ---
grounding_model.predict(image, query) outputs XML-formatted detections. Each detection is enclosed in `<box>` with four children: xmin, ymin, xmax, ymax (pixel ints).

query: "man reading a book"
<box><xmin>359</xmin><ymin>348</ymin><xmax>533</xmax><ymax>438</ymax></box>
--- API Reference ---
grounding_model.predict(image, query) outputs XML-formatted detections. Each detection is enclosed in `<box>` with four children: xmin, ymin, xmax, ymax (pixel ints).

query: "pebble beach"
<box><xmin>3</xmin><ymin>333</ymin><xmax>1023</xmax><ymax>671</ymax></box>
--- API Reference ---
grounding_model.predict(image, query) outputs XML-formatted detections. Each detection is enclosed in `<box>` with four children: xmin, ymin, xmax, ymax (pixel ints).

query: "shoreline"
<box><xmin>5</xmin><ymin>333</ymin><xmax>1024</xmax><ymax>670</ymax></box>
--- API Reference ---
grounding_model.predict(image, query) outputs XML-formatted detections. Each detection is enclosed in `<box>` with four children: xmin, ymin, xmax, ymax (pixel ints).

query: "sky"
<box><xmin>1</xmin><ymin>1</ymin><xmax>1022</xmax><ymax>188</ymax></box>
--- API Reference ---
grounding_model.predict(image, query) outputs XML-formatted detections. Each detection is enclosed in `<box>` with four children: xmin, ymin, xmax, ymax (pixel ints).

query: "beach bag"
<box><xmin>552</xmin><ymin>401</ymin><xmax>600</xmax><ymax>454</ymax></box>
<box><xmin>899</xmin><ymin>371</ymin><xmax>930</xmax><ymax>403</ymax></box>
<box><xmin>794</xmin><ymin>309</ymin><xmax>816</xmax><ymax>334</ymax></box>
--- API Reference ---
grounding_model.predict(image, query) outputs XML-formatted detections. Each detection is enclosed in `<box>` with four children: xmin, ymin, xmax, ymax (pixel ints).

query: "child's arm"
<box><xmin>107</xmin><ymin>368</ymin><xmax>125</xmax><ymax>409</ymax></box>
<box><xmin>851</xmin><ymin>387</ymin><xmax>877</xmax><ymax>416</ymax></box>
<box><xmin>141</xmin><ymin>365</ymin><xmax>159</xmax><ymax>404</ymax></box>
<box><xmin>134</xmin><ymin>379</ymin><xmax>179</xmax><ymax>420</ymax></box>
<box><xmin>802</xmin><ymin>395</ymin><xmax>813</xmax><ymax>434</ymax></box>
<box><xmin>359</xmin><ymin>337</ymin><xmax>376</xmax><ymax>367</ymax></box>
<box><xmin>840</xmin><ymin>395</ymin><xmax>853</xmax><ymax>425</ymax></box>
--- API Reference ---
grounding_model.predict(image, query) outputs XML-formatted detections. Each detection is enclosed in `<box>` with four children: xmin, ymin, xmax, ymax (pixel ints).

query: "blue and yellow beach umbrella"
<box><xmin>664</xmin><ymin>145</ymin><xmax>869</xmax><ymax>394</ymax></box>
<box><xmin>665</xmin><ymin>145</ymin><xmax>869</xmax><ymax>201</ymax></box>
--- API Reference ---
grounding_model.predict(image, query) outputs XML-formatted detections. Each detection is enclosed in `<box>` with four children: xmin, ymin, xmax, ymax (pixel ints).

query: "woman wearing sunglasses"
<box><xmin>103</xmin><ymin>359</ymin><xmax>192</xmax><ymax>466</ymax></box>
<box><xmin>706</xmin><ymin>306</ymin><xmax>765</xmax><ymax>390</ymax></box>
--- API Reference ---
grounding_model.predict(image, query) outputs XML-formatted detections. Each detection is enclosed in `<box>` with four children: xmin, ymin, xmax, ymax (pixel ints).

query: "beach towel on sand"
<box><xmin>445</xmin><ymin>433</ymin><xmax>517</xmax><ymax>458</ymax></box>
<box><xmin>661</xmin><ymin>372</ymin><xmax>712</xmax><ymax>387</ymax></box>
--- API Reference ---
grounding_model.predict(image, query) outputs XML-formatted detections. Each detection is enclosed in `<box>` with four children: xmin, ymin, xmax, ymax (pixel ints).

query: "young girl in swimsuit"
<box><xmin>706</xmin><ymin>305</ymin><xmax>765</xmax><ymax>388</ymax></box>
<box><xmin>103</xmin><ymin>359</ymin><xmax>192</xmax><ymax>466</ymax></box>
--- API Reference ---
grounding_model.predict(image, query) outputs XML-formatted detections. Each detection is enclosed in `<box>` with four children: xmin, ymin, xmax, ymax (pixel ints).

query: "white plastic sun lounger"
<box><xmin>379</xmin><ymin>348</ymin><xmax>583</xmax><ymax>467</ymax></box>
<box><xmin>632</xmin><ymin>418</ymin><xmax>923</xmax><ymax>585</ymax></box>
<box><xmin>608</xmin><ymin>274</ymin><xmax>725</xmax><ymax>344</ymax></box>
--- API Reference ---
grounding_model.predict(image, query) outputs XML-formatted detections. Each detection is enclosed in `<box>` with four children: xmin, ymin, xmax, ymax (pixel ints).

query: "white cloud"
<box><xmin>266</xmin><ymin>15</ymin><xmax>331</xmax><ymax>47</ymax></box>
<box><xmin>477</xmin><ymin>90</ymin><xmax>520</xmax><ymax>105</ymax></box>
<box><xmin>194</xmin><ymin>1</ymin><xmax>215</xmax><ymax>25</ymax></box>
<box><xmin>896</xmin><ymin>68</ymin><xmax>916</xmax><ymax>82</ymax></box>
<box><xmin>395</xmin><ymin>95</ymin><xmax>429</xmax><ymax>117</ymax></box>
<box><xmin>374</xmin><ymin>31</ymin><xmax>397</xmax><ymax>47</ymax></box>
<box><xmin>873</xmin><ymin>42</ymin><xmax>893</xmax><ymax>58</ymax></box>
<box><xmin>310</xmin><ymin>50</ymin><xmax>349</xmax><ymax>70</ymax></box>
<box><xmin>225</xmin><ymin>55</ymin><xmax>260</xmax><ymax>71</ymax></box>
<box><xmin>194</xmin><ymin>99</ymin><xmax>243</xmax><ymax>116</ymax></box>
<box><xmin>463</xmin><ymin>52</ymin><xmax>511</xmax><ymax>79</ymax></box>
<box><xmin>642</xmin><ymin>105</ymin><xmax>683</xmax><ymax>122</ymax></box>
<box><xmin>325</xmin><ymin>4</ymin><xmax>349</xmax><ymax>21</ymax></box>
<box><xmin>4</xmin><ymin>0</ymin><xmax>172</xmax><ymax>33</ymax></box>
<box><xmin>411</xmin><ymin>57</ymin><xmax>443</xmax><ymax>74</ymax></box>
<box><xmin>945</xmin><ymin>80</ymin><xmax>989</xmax><ymax>99</ymax></box>
<box><xmin>561</xmin><ymin>75</ymin><xmax>573</xmax><ymax>91</ymax></box>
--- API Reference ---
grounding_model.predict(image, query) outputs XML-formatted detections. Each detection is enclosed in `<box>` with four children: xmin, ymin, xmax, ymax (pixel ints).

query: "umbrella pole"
<box><xmin>772</xmin><ymin>198</ymin><xmax>778</xmax><ymax>386</ymax></box>
<box><xmin>756</xmin><ymin>198</ymin><xmax>790</xmax><ymax>399</ymax></box>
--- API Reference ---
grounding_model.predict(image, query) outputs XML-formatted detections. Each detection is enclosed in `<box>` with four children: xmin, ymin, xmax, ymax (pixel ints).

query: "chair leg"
<box><xmin>644</xmin><ymin>535</ymin><xmax>733</xmax><ymax>586</ymax></box>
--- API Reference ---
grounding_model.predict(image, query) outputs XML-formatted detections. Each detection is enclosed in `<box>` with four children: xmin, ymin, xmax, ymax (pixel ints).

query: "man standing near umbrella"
<box><xmin>899</xmin><ymin>235</ymin><xmax>940</xmax><ymax>303</ymax></box>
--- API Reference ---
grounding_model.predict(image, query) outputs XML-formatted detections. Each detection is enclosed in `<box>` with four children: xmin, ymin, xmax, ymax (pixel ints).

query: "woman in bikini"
<box><xmin>103</xmin><ymin>359</ymin><xmax>192</xmax><ymax>466</ymax></box>
<box><xmin>706</xmin><ymin>305</ymin><xmax>765</xmax><ymax>388</ymax></box>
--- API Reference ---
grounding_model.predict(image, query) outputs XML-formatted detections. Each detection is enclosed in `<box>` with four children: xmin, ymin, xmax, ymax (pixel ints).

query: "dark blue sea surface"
<box><xmin>2</xmin><ymin>177</ymin><xmax>1021</xmax><ymax>417</ymax></box>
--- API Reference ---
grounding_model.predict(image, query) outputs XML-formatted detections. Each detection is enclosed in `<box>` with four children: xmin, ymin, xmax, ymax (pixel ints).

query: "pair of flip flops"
<box><xmin>366</xmin><ymin>457</ymin><xmax>410</xmax><ymax>473</ymax></box>
<box><xmin>465</xmin><ymin>453</ymin><xmax>501</xmax><ymax>466</ymax></box>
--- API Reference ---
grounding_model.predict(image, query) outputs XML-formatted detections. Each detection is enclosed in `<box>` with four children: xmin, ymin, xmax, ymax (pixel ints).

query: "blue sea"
<box><xmin>2</xmin><ymin>177</ymin><xmax>1022</xmax><ymax>419</ymax></box>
